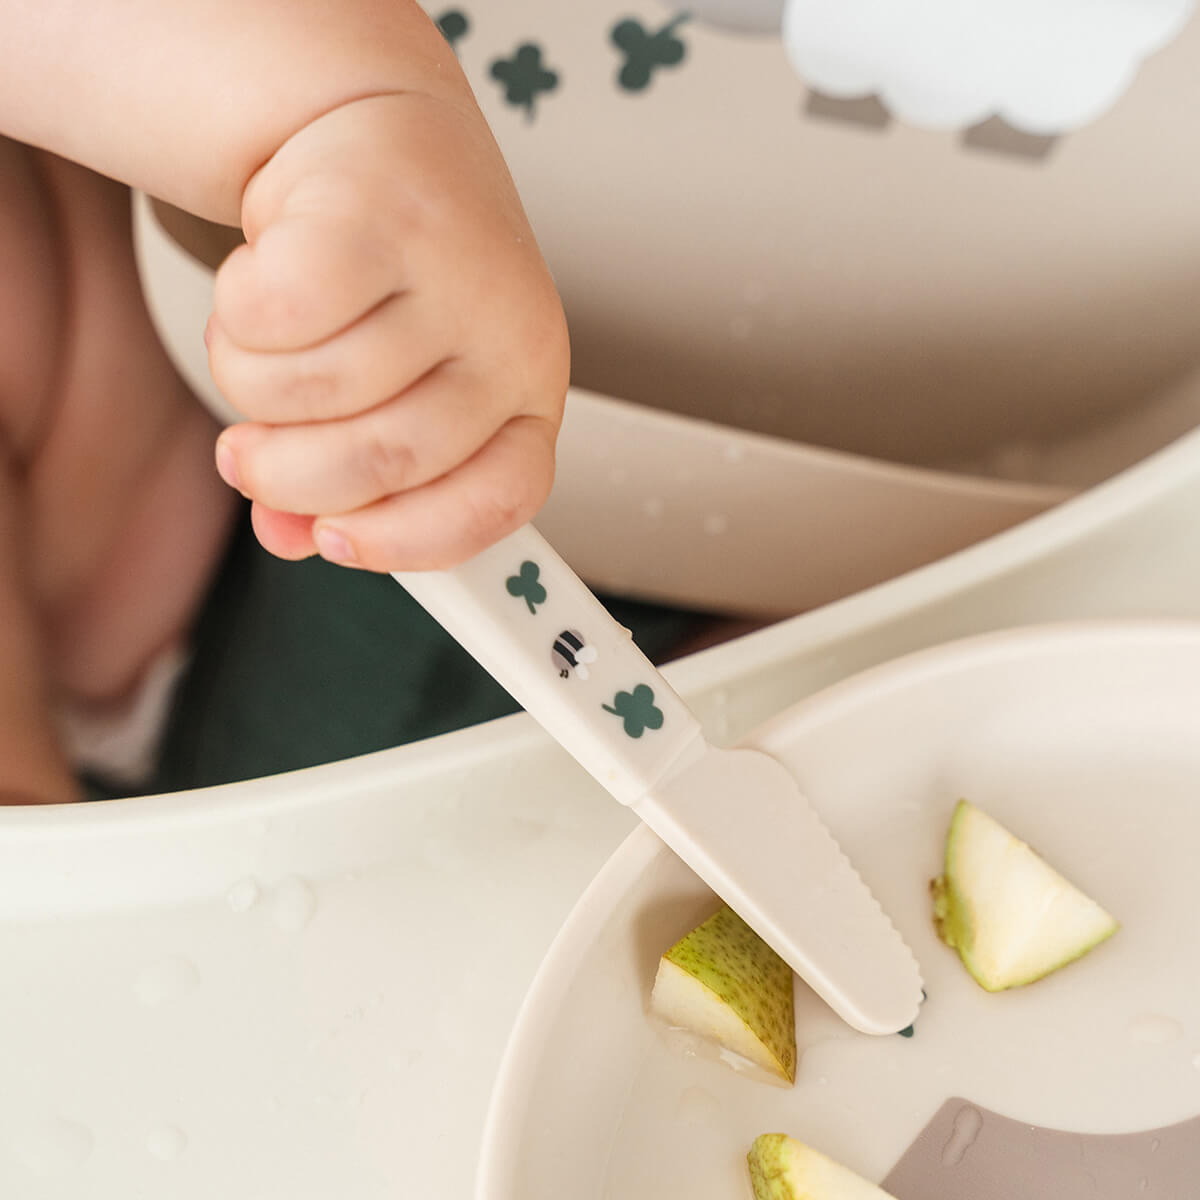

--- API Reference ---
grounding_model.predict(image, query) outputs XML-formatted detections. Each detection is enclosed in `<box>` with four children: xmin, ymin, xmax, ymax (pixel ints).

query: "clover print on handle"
<box><xmin>602</xmin><ymin>684</ymin><xmax>665</xmax><ymax>738</ymax></box>
<box><xmin>506</xmin><ymin>561</ymin><xmax>547</xmax><ymax>614</ymax></box>
<box><xmin>394</xmin><ymin>523</ymin><xmax>704</xmax><ymax>808</ymax></box>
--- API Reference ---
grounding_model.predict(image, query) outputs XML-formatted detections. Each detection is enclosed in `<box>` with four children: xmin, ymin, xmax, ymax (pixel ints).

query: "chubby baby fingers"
<box><xmin>214</xmin><ymin>363</ymin><xmax>511</xmax><ymax>516</ymax></box>
<box><xmin>207</xmin><ymin>290</ymin><xmax>454</xmax><ymax>424</ymax></box>
<box><xmin>212</xmin><ymin>213</ymin><xmax>400</xmax><ymax>353</ymax></box>
<box><xmin>310</xmin><ymin>415</ymin><xmax>557</xmax><ymax>572</ymax></box>
<box><xmin>248</xmin><ymin>505</ymin><xmax>319</xmax><ymax>561</ymax></box>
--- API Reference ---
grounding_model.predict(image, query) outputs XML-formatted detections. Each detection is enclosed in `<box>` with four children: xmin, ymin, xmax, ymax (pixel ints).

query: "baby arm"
<box><xmin>1</xmin><ymin>0</ymin><xmax>569</xmax><ymax>570</ymax></box>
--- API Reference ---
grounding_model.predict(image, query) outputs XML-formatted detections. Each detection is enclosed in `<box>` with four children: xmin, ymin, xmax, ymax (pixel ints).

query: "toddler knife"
<box><xmin>394</xmin><ymin>523</ymin><xmax>923</xmax><ymax>1034</ymax></box>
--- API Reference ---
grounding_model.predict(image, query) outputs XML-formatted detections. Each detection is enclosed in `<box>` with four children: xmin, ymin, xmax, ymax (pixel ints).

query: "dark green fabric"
<box><xmin>101</xmin><ymin>507</ymin><xmax>707</xmax><ymax>797</ymax></box>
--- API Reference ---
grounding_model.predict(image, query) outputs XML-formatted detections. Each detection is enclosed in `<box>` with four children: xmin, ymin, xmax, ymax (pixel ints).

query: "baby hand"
<box><xmin>207</xmin><ymin>93</ymin><xmax>569</xmax><ymax>571</ymax></box>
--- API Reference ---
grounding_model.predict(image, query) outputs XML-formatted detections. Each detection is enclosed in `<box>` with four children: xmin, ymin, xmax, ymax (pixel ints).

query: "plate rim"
<box><xmin>474</xmin><ymin>617</ymin><xmax>1200</xmax><ymax>1198</ymax></box>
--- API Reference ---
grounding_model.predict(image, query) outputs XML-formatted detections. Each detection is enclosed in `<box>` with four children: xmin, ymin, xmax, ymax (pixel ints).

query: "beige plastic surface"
<box><xmin>479</xmin><ymin>623</ymin><xmax>1200</xmax><ymax>1198</ymax></box>
<box><xmin>132</xmin><ymin>190</ymin><xmax>1068</xmax><ymax>617</ymax></box>
<box><xmin>1</xmin><ymin>426</ymin><xmax>1199</xmax><ymax>1197</ymax></box>
<box><xmin>466</xmin><ymin>1</ymin><xmax>1200</xmax><ymax>467</ymax></box>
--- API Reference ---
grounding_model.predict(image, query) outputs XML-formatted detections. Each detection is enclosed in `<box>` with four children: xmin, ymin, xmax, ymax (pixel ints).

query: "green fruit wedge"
<box><xmin>649</xmin><ymin>905</ymin><xmax>795</xmax><ymax>1082</ymax></box>
<box><xmin>932</xmin><ymin>799</ymin><xmax>1118</xmax><ymax>992</ymax></box>
<box><xmin>748</xmin><ymin>1134</ymin><xmax>895</xmax><ymax>1199</ymax></box>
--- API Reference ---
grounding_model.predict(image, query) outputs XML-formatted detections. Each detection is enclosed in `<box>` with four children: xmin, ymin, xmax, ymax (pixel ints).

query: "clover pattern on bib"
<box><xmin>434</xmin><ymin>8</ymin><xmax>469</xmax><ymax>51</ymax></box>
<box><xmin>434</xmin><ymin>8</ymin><xmax>694</xmax><ymax>118</ymax></box>
<box><xmin>611</xmin><ymin>14</ymin><xmax>689</xmax><ymax>92</ymax></box>
<box><xmin>490</xmin><ymin>43</ymin><xmax>561</xmax><ymax>120</ymax></box>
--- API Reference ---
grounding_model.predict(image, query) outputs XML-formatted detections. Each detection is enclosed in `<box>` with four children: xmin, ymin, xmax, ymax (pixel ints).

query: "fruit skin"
<box><xmin>650</xmin><ymin>904</ymin><xmax>796</xmax><ymax>1082</ymax></box>
<box><xmin>747</xmin><ymin>1133</ymin><xmax>895</xmax><ymax>1199</ymax></box>
<box><xmin>932</xmin><ymin>799</ymin><xmax>1119</xmax><ymax>992</ymax></box>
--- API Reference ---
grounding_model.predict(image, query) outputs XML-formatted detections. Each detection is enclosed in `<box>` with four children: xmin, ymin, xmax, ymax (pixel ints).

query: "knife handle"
<box><xmin>393</xmin><ymin>524</ymin><xmax>705</xmax><ymax>806</ymax></box>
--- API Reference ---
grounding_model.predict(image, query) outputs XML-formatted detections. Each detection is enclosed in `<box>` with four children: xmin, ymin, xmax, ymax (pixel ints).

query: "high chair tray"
<box><xmin>1</xmin><ymin>427</ymin><xmax>1200</xmax><ymax>1196</ymax></box>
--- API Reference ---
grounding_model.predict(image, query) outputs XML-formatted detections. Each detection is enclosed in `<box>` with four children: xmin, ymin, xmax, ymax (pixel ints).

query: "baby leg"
<box><xmin>0</xmin><ymin>139</ymin><xmax>81</xmax><ymax>803</ymax></box>
<box><xmin>0</xmin><ymin>141</ymin><xmax>238</xmax><ymax>804</ymax></box>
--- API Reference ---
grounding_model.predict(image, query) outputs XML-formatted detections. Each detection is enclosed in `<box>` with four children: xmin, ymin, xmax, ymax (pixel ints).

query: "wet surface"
<box><xmin>884</xmin><ymin>1099</ymin><xmax>1200</xmax><ymax>1198</ymax></box>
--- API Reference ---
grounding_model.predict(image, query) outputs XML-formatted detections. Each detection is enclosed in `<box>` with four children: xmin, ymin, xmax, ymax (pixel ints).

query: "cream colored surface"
<box><xmin>481</xmin><ymin>624</ymin><xmax>1200</xmax><ymax>1199</ymax></box>
<box><xmin>462</xmin><ymin>2</ymin><xmax>1200</xmax><ymax>464</ymax></box>
<box><xmin>0</xmin><ymin>425</ymin><xmax>1199</xmax><ymax>1198</ymax></box>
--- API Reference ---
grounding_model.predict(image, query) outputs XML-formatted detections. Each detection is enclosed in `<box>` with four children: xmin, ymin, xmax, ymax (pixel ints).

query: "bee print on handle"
<box><xmin>552</xmin><ymin>629</ymin><xmax>599</xmax><ymax>680</ymax></box>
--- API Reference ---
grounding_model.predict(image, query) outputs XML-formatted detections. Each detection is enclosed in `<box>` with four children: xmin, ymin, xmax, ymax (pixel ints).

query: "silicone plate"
<box><xmin>478</xmin><ymin>623</ymin><xmax>1200</xmax><ymax>1198</ymax></box>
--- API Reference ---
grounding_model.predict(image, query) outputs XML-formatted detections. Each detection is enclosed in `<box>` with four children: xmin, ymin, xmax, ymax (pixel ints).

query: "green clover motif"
<box><xmin>490</xmin><ymin>43</ymin><xmax>560</xmax><ymax>120</ymax></box>
<box><xmin>611</xmin><ymin>13</ymin><xmax>689</xmax><ymax>92</ymax></box>
<box><xmin>602</xmin><ymin>684</ymin><xmax>665</xmax><ymax>738</ymax></box>
<box><xmin>506</xmin><ymin>560</ymin><xmax>547</xmax><ymax>614</ymax></box>
<box><xmin>435</xmin><ymin>9</ymin><xmax>470</xmax><ymax>51</ymax></box>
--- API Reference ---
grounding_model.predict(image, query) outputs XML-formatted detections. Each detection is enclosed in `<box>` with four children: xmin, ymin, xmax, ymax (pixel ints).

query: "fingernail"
<box><xmin>315</xmin><ymin>526</ymin><xmax>357</xmax><ymax>565</ymax></box>
<box><xmin>215</xmin><ymin>440</ymin><xmax>241</xmax><ymax>491</ymax></box>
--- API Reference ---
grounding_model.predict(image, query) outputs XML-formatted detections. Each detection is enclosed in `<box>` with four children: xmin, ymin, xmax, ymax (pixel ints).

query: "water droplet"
<box><xmin>226</xmin><ymin>877</ymin><xmax>260</xmax><ymax>913</ymax></box>
<box><xmin>675</xmin><ymin>1085</ymin><xmax>720</xmax><ymax>1125</ymax></box>
<box><xmin>1138</xmin><ymin>1178</ymin><xmax>1148</xmax><ymax>1192</ymax></box>
<box><xmin>1129</xmin><ymin>1015</ymin><xmax>1184</xmax><ymax>1045</ymax></box>
<box><xmin>146</xmin><ymin>1123</ymin><xmax>187</xmax><ymax>1161</ymax></box>
<box><xmin>272</xmin><ymin>876</ymin><xmax>317</xmax><ymax>933</ymax></box>
<box><xmin>135</xmin><ymin>956</ymin><xmax>200</xmax><ymax>1007</ymax></box>
<box><xmin>703</xmin><ymin>514</ymin><xmax>729</xmax><ymax>536</ymax></box>
<box><xmin>717</xmin><ymin>1046</ymin><xmax>763</xmax><ymax>1074</ymax></box>
<box><xmin>1151</xmin><ymin>1137</ymin><xmax>1161</xmax><ymax>1153</ymax></box>
<box><xmin>1192</xmin><ymin>1051</ymin><xmax>1200</xmax><ymax>1070</ymax></box>
<box><xmin>817</xmin><ymin>1075</ymin><xmax>829</xmax><ymax>1086</ymax></box>
<box><xmin>941</xmin><ymin>1105</ymin><xmax>983</xmax><ymax>1167</ymax></box>
<box><xmin>722</xmin><ymin>442</ymin><xmax>746</xmax><ymax>464</ymax></box>
<box><xmin>642</xmin><ymin>497</ymin><xmax>665</xmax><ymax>519</ymax></box>
<box><xmin>17</xmin><ymin>1117</ymin><xmax>93</xmax><ymax>1176</ymax></box>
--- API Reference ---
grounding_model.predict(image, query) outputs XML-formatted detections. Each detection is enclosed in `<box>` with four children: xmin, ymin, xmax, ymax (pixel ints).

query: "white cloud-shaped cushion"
<box><xmin>783</xmin><ymin>0</ymin><xmax>1195</xmax><ymax>133</ymax></box>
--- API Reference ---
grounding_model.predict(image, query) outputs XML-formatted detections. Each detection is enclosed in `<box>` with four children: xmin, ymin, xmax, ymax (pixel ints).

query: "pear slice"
<box><xmin>748</xmin><ymin>1134</ymin><xmax>895</xmax><ymax>1199</ymax></box>
<box><xmin>932</xmin><ymin>799</ymin><xmax>1118</xmax><ymax>992</ymax></box>
<box><xmin>649</xmin><ymin>905</ymin><xmax>795</xmax><ymax>1082</ymax></box>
